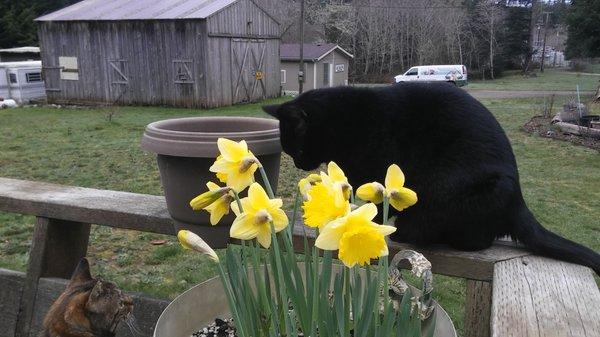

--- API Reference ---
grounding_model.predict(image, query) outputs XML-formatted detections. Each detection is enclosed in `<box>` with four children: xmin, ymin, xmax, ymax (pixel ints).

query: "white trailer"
<box><xmin>0</xmin><ymin>61</ymin><xmax>46</xmax><ymax>104</ymax></box>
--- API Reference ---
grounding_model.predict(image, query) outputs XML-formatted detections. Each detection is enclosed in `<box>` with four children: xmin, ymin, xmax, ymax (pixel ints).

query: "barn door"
<box><xmin>231</xmin><ymin>39</ymin><xmax>267</xmax><ymax>103</ymax></box>
<box><xmin>41</xmin><ymin>66</ymin><xmax>61</xmax><ymax>93</ymax></box>
<box><xmin>107</xmin><ymin>59</ymin><xmax>129</xmax><ymax>104</ymax></box>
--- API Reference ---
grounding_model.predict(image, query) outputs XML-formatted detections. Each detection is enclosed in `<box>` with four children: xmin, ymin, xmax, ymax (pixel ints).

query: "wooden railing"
<box><xmin>0</xmin><ymin>177</ymin><xmax>598</xmax><ymax>337</ymax></box>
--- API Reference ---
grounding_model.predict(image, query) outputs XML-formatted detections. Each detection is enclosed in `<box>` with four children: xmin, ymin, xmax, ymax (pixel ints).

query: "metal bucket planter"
<box><xmin>154</xmin><ymin>252</ymin><xmax>457</xmax><ymax>337</ymax></box>
<box><xmin>141</xmin><ymin>117</ymin><xmax>281</xmax><ymax>248</ymax></box>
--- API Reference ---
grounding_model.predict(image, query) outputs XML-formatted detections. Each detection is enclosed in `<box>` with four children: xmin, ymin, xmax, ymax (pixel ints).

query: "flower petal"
<box><xmin>225</xmin><ymin>166</ymin><xmax>257</xmax><ymax>192</ymax></box>
<box><xmin>327</xmin><ymin>161</ymin><xmax>348</xmax><ymax>183</ymax></box>
<box><xmin>352</xmin><ymin>203</ymin><xmax>379</xmax><ymax>222</ymax></box>
<box><xmin>270</xmin><ymin>209</ymin><xmax>289</xmax><ymax>232</ymax></box>
<box><xmin>389</xmin><ymin>187</ymin><xmax>418</xmax><ymax>212</ymax></box>
<box><xmin>217</xmin><ymin>138</ymin><xmax>248</xmax><ymax>162</ymax></box>
<box><xmin>256</xmin><ymin>226</ymin><xmax>272</xmax><ymax>248</ymax></box>
<box><xmin>230</xmin><ymin>213</ymin><xmax>259</xmax><ymax>240</ymax></box>
<box><xmin>248</xmin><ymin>183</ymin><xmax>271</xmax><ymax>210</ymax></box>
<box><xmin>314</xmin><ymin>219</ymin><xmax>345</xmax><ymax>250</ymax></box>
<box><xmin>205</xmin><ymin>197</ymin><xmax>231</xmax><ymax>225</ymax></box>
<box><xmin>385</xmin><ymin>164</ymin><xmax>405</xmax><ymax>190</ymax></box>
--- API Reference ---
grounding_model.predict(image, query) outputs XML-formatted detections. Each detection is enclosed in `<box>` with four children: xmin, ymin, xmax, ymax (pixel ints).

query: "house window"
<box><xmin>323</xmin><ymin>63</ymin><xmax>330</xmax><ymax>86</ymax></box>
<box><xmin>59</xmin><ymin>56</ymin><xmax>79</xmax><ymax>80</ymax></box>
<box><xmin>26</xmin><ymin>72</ymin><xmax>42</xmax><ymax>83</ymax></box>
<box><xmin>281</xmin><ymin>70</ymin><xmax>286</xmax><ymax>84</ymax></box>
<box><xmin>8</xmin><ymin>73</ymin><xmax>17</xmax><ymax>84</ymax></box>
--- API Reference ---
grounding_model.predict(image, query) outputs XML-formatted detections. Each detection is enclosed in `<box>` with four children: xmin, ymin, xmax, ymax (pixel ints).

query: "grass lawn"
<box><xmin>468</xmin><ymin>69</ymin><xmax>600</xmax><ymax>91</ymax></box>
<box><xmin>1</xmin><ymin>93</ymin><xmax>599</xmax><ymax>336</ymax></box>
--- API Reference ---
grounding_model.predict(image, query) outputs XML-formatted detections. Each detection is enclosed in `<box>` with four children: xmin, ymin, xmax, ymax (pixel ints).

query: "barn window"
<box><xmin>59</xmin><ymin>56</ymin><xmax>79</xmax><ymax>81</ymax></box>
<box><xmin>281</xmin><ymin>70</ymin><xmax>286</xmax><ymax>84</ymax></box>
<box><xmin>8</xmin><ymin>73</ymin><xmax>17</xmax><ymax>84</ymax></box>
<box><xmin>108</xmin><ymin>59</ymin><xmax>128</xmax><ymax>85</ymax></box>
<box><xmin>173</xmin><ymin>60</ymin><xmax>194</xmax><ymax>84</ymax></box>
<box><xmin>26</xmin><ymin>72</ymin><xmax>42</xmax><ymax>83</ymax></box>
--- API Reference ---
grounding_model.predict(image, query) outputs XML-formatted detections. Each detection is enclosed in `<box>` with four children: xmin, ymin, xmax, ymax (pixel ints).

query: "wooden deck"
<box><xmin>0</xmin><ymin>177</ymin><xmax>598</xmax><ymax>337</ymax></box>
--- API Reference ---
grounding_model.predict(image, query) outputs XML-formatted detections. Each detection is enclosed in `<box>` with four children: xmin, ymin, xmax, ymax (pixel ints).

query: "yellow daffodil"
<box><xmin>298</xmin><ymin>173</ymin><xmax>322</xmax><ymax>200</ymax></box>
<box><xmin>326</xmin><ymin>162</ymin><xmax>352</xmax><ymax>204</ymax></box>
<box><xmin>230</xmin><ymin>183</ymin><xmax>288</xmax><ymax>248</ymax></box>
<box><xmin>302</xmin><ymin>172</ymin><xmax>351</xmax><ymax>230</ymax></box>
<box><xmin>209</xmin><ymin>138</ymin><xmax>259</xmax><ymax>192</ymax></box>
<box><xmin>177</xmin><ymin>230</ymin><xmax>219</xmax><ymax>262</ymax></box>
<box><xmin>356</xmin><ymin>164</ymin><xmax>417</xmax><ymax>212</ymax></box>
<box><xmin>315</xmin><ymin>203</ymin><xmax>396</xmax><ymax>267</ymax></box>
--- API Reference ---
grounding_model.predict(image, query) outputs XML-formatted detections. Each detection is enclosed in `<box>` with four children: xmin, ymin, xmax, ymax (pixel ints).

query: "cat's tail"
<box><xmin>513</xmin><ymin>206</ymin><xmax>600</xmax><ymax>275</ymax></box>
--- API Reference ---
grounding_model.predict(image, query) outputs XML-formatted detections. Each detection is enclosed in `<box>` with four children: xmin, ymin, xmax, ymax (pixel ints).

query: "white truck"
<box><xmin>394</xmin><ymin>65</ymin><xmax>468</xmax><ymax>87</ymax></box>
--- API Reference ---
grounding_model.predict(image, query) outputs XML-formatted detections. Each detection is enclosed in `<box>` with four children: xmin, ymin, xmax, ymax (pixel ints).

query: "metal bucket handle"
<box><xmin>388</xmin><ymin>250</ymin><xmax>435</xmax><ymax>320</ymax></box>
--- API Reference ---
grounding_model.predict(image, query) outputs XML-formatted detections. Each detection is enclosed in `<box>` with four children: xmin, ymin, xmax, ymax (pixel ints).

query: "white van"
<box><xmin>394</xmin><ymin>65</ymin><xmax>468</xmax><ymax>87</ymax></box>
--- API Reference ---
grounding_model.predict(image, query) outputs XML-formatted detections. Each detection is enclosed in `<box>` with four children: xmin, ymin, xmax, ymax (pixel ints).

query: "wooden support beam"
<box><xmin>14</xmin><ymin>217</ymin><xmax>90</xmax><ymax>337</ymax></box>
<box><xmin>465</xmin><ymin>280</ymin><xmax>492</xmax><ymax>337</ymax></box>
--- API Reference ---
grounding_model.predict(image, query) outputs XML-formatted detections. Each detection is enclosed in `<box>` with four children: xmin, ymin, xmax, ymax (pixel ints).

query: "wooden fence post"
<box><xmin>464</xmin><ymin>279</ymin><xmax>493</xmax><ymax>337</ymax></box>
<box><xmin>14</xmin><ymin>217</ymin><xmax>90</xmax><ymax>337</ymax></box>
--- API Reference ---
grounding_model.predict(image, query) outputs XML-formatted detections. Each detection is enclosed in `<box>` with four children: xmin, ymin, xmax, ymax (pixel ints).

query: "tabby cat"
<box><xmin>263</xmin><ymin>83</ymin><xmax>600</xmax><ymax>274</ymax></box>
<box><xmin>40</xmin><ymin>258</ymin><xmax>134</xmax><ymax>337</ymax></box>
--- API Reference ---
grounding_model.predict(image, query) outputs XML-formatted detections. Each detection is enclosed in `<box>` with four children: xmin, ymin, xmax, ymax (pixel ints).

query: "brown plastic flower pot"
<box><xmin>141</xmin><ymin>116</ymin><xmax>281</xmax><ymax>248</ymax></box>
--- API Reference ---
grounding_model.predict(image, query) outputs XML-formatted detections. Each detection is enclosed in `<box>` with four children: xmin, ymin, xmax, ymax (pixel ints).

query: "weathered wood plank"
<box><xmin>0</xmin><ymin>269</ymin><xmax>25</xmax><ymax>337</ymax></box>
<box><xmin>0</xmin><ymin>177</ymin><xmax>174</xmax><ymax>235</ymax></box>
<box><xmin>465</xmin><ymin>280</ymin><xmax>492</xmax><ymax>337</ymax></box>
<box><xmin>290</xmin><ymin>225</ymin><xmax>529</xmax><ymax>281</ymax></box>
<box><xmin>491</xmin><ymin>256</ymin><xmax>600</xmax><ymax>337</ymax></box>
<box><xmin>15</xmin><ymin>217</ymin><xmax>89</xmax><ymax>337</ymax></box>
<box><xmin>27</xmin><ymin>277</ymin><xmax>169</xmax><ymax>337</ymax></box>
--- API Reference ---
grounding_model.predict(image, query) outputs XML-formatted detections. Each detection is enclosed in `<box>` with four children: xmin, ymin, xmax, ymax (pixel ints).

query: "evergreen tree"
<box><xmin>565</xmin><ymin>0</ymin><xmax>600</xmax><ymax>58</ymax></box>
<box><xmin>0</xmin><ymin>0</ymin><xmax>78</xmax><ymax>48</ymax></box>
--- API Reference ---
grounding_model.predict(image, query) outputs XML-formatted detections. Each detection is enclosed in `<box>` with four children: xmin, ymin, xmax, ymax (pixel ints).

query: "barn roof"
<box><xmin>280</xmin><ymin>43</ymin><xmax>354</xmax><ymax>62</ymax></box>
<box><xmin>35</xmin><ymin>0</ymin><xmax>240</xmax><ymax>21</ymax></box>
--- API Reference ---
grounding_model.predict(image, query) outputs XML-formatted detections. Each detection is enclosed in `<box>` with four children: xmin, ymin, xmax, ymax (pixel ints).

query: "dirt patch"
<box><xmin>522</xmin><ymin>115</ymin><xmax>600</xmax><ymax>151</ymax></box>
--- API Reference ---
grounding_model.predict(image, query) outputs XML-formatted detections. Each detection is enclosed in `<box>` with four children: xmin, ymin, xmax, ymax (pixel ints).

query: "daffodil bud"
<box><xmin>177</xmin><ymin>230</ymin><xmax>219</xmax><ymax>262</ymax></box>
<box><xmin>190</xmin><ymin>186</ymin><xmax>232</xmax><ymax>210</ymax></box>
<box><xmin>356</xmin><ymin>182</ymin><xmax>385</xmax><ymax>204</ymax></box>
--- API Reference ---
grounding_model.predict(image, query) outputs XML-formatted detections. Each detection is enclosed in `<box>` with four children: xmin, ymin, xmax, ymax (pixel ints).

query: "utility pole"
<box><xmin>540</xmin><ymin>11</ymin><xmax>551</xmax><ymax>73</ymax></box>
<box><xmin>298</xmin><ymin>0</ymin><xmax>305</xmax><ymax>94</ymax></box>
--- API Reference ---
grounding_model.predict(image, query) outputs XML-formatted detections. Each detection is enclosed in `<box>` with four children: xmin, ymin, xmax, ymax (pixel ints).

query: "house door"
<box><xmin>231</xmin><ymin>39</ymin><xmax>267</xmax><ymax>103</ymax></box>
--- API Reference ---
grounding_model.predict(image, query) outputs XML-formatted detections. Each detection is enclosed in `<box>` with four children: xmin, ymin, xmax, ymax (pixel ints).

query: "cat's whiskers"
<box><xmin>125</xmin><ymin>314</ymin><xmax>145</xmax><ymax>337</ymax></box>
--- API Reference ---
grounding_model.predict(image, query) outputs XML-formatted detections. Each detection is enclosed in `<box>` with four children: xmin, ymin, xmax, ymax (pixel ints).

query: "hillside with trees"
<box><xmin>0</xmin><ymin>0</ymin><xmax>78</xmax><ymax>48</ymax></box>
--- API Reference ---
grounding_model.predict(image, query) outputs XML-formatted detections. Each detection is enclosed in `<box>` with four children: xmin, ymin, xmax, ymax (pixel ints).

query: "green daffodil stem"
<box><xmin>310</xmin><ymin>230</ymin><xmax>320</xmax><ymax>336</ymax></box>
<box><xmin>344</xmin><ymin>267</ymin><xmax>351</xmax><ymax>337</ymax></box>
<box><xmin>289</xmin><ymin>188</ymin><xmax>302</xmax><ymax>240</ymax></box>
<box><xmin>258</xmin><ymin>165</ymin><xmax>275</xmax><ymax>199</ymax></box>
<box><xmin>233</xmin><ymin>192</ymin><xmax>244</xmax><ymax>213</ymax></box>
<box><xmin>383</xmin><ymin>195</ymin><xmax>390</xmax><ymax>225</ymax></box>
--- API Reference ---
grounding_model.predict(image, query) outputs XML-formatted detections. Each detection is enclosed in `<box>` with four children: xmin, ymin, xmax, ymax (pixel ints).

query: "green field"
<box><xmin>469</xmin><ymin>69</ymin><xmax>600</xmax><ymax>91</ymax></box>
<box><xmin>1</xmin><ymin>90</ymin><xmax>599</xmax><ymax>336</ymax></box>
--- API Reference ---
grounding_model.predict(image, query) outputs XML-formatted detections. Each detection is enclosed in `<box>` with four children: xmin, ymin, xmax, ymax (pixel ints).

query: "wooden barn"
<box><xmin>35</xmin><ymin>0</ymin><xmax>281</xmax><ymax>108</ymax></box>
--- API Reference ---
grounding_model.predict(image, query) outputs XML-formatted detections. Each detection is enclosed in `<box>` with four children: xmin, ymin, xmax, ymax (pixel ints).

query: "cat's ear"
<box><xmin>262</xmin><ymin>104</ymin><xmax>281</xmax><ymax>119</ymax></box>
<box><xmin>69</xmin><ymin>258</ymin><xmax>93</xmax><ymax>286</ymax></box>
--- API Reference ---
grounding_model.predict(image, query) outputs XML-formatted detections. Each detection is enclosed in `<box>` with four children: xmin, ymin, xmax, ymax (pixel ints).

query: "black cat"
<box><xmin>263</xmin><ymin>83</ymin><xmax>600</xmax><ymax>274</ymax></box>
